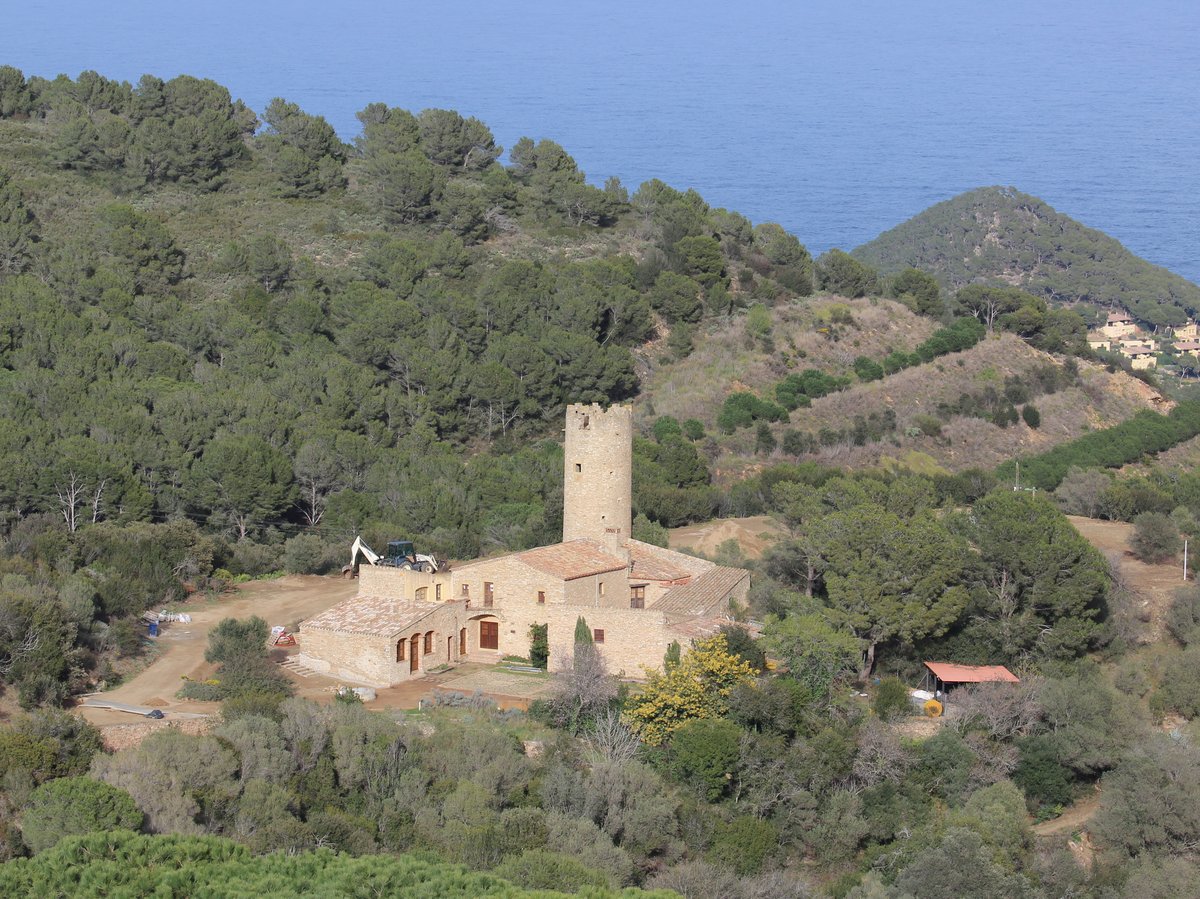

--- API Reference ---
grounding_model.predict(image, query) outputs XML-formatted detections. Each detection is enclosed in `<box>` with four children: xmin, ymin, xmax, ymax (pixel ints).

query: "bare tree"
<box><xmin>951</xmin><ymin>678</ymin><xmax>1043</xmax><ymax>741</ymax></box>
<box><xmin>583</xmin><ymin>709</ymin><xmax>640</xmax><ymax>764</ymax></box>
<box><xmin>54</xmin><ymin>472</ymin><xmax>86</xmax><ymax>533</ymax></box>
<box><xmin>89</xmin><ymin>478</ymin><xmax>107</xmax><ymax>525</ymax></box>
<box><xmin>852</xmin><ymin>718</ymin><xmax>911</xmax><ymax>789</ymax></box>
<box><xmin>547</xmin><ymin>642</ymin><xmax>618</xmax><ymax>731</ymax></box>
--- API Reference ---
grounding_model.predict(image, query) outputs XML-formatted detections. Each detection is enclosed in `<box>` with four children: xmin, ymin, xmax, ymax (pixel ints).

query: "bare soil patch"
<box><xmin>668</xmin><ymin>515</ymin><xmax>783</xmax><ymax>559</ymax></box>
<box><xmin>1032</xmin><ymin>791</ymin><xmax>1102</xmax><ymax>837</ymax></box>
<box><xmin>1068</xmin><ymin>516</ymin><xmax>1186</xmax><ymax>643</ymax></box>
<box><xmin>77</xmin><ymin>575</ymin><xmax>355</xmax><ymax>727</ymax></box>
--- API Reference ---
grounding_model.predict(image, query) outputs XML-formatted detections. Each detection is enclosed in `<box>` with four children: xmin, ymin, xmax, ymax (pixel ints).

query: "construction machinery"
<box><xmin>342</xmin><ymin>536</ymin><xmax>443</xmax><ymax>578</ymax></box>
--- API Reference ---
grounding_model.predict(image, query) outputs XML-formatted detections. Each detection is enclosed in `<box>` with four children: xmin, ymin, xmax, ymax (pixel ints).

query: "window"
<box><xmin>484</xmin><ymin>582</ymin><xmax>494</xmax><ymax>608</ymax></box>
<box><xmin>415</xmin><ymin>586</ymin><xmax>428</xmax><ymax>602</ymax></box>
<box><xmin>396</xmin><ymin>640</ymin><xmax>405</xmax><ymax>662</ymax></box>
<box><xmin>424</xmin><ymin>631</ymin><xmax>433</xmax><ymax>654</ymax></box>
<box><xmin>631</xmin><ymin>585</ymin><xmax>645</xmax><ymax>609</ymax></box>
<box><xmin>462</xmin><ymin>584</ymin><xmax>469</xmax><ymax>597</ymax></box>
<box><xmin>435</xmin><ymin>583</ymin><xmax>442</xmax><ymax>602</ymax></box>
<box><xmin>598</xmin><ymin>582</ymin><xmax>606</xmax><ymax>597</ymax></box>
<box><xmin>574</xmin><ymin>463</ymin><xmax>582</xmax><ymax>472</ymax></box>
<box><xmin>480</xmin><ymin>620</ymin><xmax>499</xmax><ymax>650</ymax></box>
<box><xmin>537</xmin><ymin>590</ymin><xmax>545</xmax><ymax>605</ymax></box>
<box><xmin>593</xmin><ymin>629</ymin><xmax>605</xmax><ymax>644</ymax></box>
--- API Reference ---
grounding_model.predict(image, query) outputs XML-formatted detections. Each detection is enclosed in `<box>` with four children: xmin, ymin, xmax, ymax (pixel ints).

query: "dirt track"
<box><xmin>1068</xmin><ymin>515</ymin><xmax>1187</xmax><ymax>642</ymax></box>
<box><xmin>77</xmin><ymin>575</ymin><xmax>354</xmax><ymax>726</ymax></box>
<box><xmin>669</xmin><ymin>515</ymin><xmax>783</xmax><ymax>559</ymax></box>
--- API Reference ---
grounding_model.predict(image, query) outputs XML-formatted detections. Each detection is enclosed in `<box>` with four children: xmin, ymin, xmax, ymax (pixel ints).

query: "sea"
<box><xmin>4</xmin><ymin>0</ymin><xmax>1199</xmax><ymax>281</ymax></box>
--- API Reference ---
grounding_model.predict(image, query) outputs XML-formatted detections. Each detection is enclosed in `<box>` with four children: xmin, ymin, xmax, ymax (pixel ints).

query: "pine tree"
<box><xmin>0</xmin><ymin>169</ymin><xmax>37</xmax><ymax>274</ymax></box>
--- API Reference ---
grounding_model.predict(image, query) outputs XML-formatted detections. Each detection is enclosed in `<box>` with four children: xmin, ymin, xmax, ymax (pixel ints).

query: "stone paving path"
<box><xmin>435</xmin><ymin>668</ymin><xmax>553</xmax><ymax>699</ymax></box>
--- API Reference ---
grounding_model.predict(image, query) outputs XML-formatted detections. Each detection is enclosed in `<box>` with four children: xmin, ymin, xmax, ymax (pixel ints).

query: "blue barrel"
<box><xmin>148</xmin><ymin>620</ymin><xmax>159</xmax><ymax>637</ymax></box>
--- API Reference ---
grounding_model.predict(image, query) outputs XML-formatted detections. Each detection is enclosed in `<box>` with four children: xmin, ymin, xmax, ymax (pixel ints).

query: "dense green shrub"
<box><xmin>20</xmin><ymin>777</ymin><xmax>142</xmax><ymax>854</ymax></box>
<box><xmin>717</xmin><ymin>392</ymin><xmax>788</xmax><ymax>433</ymax></box>
<box><xmin>872</xmin><ymin>678</ymin><xmax>910</xmax><ymax>721</ymax></box>
<box><xmin>706</xmin><ymin>816</ymin><xmax>778</xmax><ymax>875</ymax></box>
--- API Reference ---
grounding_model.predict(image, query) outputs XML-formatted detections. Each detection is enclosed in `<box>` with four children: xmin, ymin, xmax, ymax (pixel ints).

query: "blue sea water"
<box><xmin>4</xmin><ymin>0</ymin><xmax>1199</xmax><ymax>281</ymax></box>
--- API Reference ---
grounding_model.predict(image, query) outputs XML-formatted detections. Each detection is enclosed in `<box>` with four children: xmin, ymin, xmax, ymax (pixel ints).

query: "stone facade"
<box><xmin>563</xmin><ymin>403</ymin><xmax>633</xmax><ymax>546</ymax></box>
<box><xmin>1101</xmin><ymin>311</ymin><xmax>1138</xmax><ymax>340</ymax></box>
<box><xmin>298</xmin><ymin>403</ymin><xmax>751</xmax><ymax>686</ymax></box>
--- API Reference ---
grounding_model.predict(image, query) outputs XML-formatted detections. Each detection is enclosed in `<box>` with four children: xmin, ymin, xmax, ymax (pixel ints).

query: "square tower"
<box><xmin>563</xmin><ymin>403</ymin><xmax>633</xmax><ymax>544</ymax></box>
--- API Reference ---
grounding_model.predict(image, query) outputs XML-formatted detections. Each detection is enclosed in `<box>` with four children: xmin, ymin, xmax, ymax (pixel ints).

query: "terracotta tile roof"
<box><xmin>1175</xmin><ymin>339</ymin><xmax>1200</xmax><ymax>352</ymax></box>
<box><xmin>625</xmin><ymin>540</ymin><xmax>706</xmax><ymax>582</ymax></box>
<box><xmin>1121</xmin><ymin>343</ymin><xmax>1155</xmax><ymax>355</ymax></box>
<box><xmin>516</xmin><ymin>540</ymin><xmax>628</xmax><ymax>581</ymax></box>
<box><xmin>1107</xmin><ymin>310</ymin><xmax>1133</xmax><ymax>323</ymax></box>
<box><xmin>302</xmin><ymin>595</ymin><xmax>442</xmax><ymax>637</ymax></box>
<box><xmin>924</xmin><ymin>661</ymin><xmax>1019</xmax><ymax>683</ymax></box>
<box><xmin>653</xmin><ymin>567</ymin><xmax>750</xmax><ymax>616</ymax></box>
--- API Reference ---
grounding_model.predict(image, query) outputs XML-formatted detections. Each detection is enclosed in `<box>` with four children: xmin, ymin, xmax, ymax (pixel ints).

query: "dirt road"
<box><xmin>1032</xmin><ymin>793</ymin><xmax>1101</xmax><ymax>837</ymax></box>
<box><xmin>77</xmin><ymin>575</ymin><xmax>354</xmax><ymax>726</ymax></box>
<box><xmin>1068</xmin><ymin>515</ymin><xmax>1186</xmax><ymax>642</ymax></box>
<box><xmin>669</xmin><ymin>515</ymin><xmax>783</xmax><ymax>559</ymax></box>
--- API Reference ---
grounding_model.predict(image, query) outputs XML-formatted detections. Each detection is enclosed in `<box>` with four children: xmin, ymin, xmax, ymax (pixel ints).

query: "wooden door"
<box><xmin>409</xmin><ymin>635</ymin><xmax>420</xmax><ymax>673</ymax></box>
<box><xmin>447</xmin><ymin>636</ymin><xmax>453</xmax><ymax>661</ymax></box>
<box><xmin>459</xmin><ymin>627</ymin><xmax>466</xmax><ymax>655</ymax></box>
<box><xmin>480</xmin><ymin>620</ymin><xmax>498</xmax><ymax>650</ymax></box>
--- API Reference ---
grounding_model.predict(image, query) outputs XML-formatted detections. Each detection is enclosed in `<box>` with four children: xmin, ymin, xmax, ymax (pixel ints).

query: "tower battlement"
<box><xmin>562</xmin><ymin>403</ymin><xmax>633</xmax><ymax>544</ymax></box>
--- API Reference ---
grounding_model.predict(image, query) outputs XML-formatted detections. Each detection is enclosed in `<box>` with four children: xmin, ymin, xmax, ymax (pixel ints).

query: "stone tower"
<box><xmin>562</xmin><ymin>403</ymin><xmax>633</xmax><ymax>545</ymax></box>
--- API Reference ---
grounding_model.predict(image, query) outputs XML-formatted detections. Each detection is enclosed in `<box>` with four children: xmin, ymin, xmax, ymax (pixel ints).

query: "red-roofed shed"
<box><xmin>924</xmin><ymin>661</ymin><xmax>1019</xmax><ymax>684</ymax></box>
<box><xmin>920</xmin><ymin>662</ymin><xmax>1019</xmax><ymax>709</ymax></box>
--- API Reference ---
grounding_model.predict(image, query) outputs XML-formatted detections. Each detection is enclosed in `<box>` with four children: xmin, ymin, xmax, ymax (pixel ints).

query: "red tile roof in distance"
<box><xmin>924</xmin><ymin>661</ymin><xmax>1019</xmax><ymax>683</ymax></box>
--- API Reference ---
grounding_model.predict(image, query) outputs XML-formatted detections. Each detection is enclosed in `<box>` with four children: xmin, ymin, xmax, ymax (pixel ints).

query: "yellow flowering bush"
<box><xmin>623</xmin><ymin>634</ymin><xmax>755</xmax><ymax>746</ymax></box>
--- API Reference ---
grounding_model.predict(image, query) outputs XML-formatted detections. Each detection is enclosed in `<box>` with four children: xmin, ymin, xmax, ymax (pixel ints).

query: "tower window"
<box><xmin>593</xmin><ymin>629</ymin><xmax>605</xmax><ymax>644</ymax></box>
<box><xmin>537</xmin><ymin>591</ymin><xmax>546</xmax><ymax>604</ymax></box>
<box><xmin>575</xmin><ymin>463</ymin><xmax>582</xmax><ymax>472</ymax></box>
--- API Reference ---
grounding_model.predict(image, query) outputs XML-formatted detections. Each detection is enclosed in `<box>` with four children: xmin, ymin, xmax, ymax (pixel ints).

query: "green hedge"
<box><xmin>997</xmin><ymin>401</ymin><xmax>1200</xmax><ymax>490</ymax></box>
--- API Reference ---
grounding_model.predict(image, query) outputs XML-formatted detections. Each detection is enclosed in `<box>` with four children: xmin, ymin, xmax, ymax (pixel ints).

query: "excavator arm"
<box><xmin>342</xmin><ymin>536</ymin><xmax>381</xmax><ymax>577</ymax></box>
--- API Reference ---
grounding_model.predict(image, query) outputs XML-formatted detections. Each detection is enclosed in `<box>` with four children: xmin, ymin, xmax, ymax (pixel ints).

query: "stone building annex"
<box><xmin>295</xmin><ymin>404</ymin><xmax>751</xmax><ymax>687</ymax></box>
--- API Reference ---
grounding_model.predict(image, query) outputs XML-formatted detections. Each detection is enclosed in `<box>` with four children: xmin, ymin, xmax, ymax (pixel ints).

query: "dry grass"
<box><xmin>637</xmin><ymin>295</ymin><xmax>937</xmax><ymax>426</ymax></box>
<box><xmin>687</xmin><ymin>333</ymin><xmax>1168</xmax><ymax>480</ymax></box>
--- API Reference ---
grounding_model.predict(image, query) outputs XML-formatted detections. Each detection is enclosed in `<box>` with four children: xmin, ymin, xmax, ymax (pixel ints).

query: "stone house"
<box><xmin>1174</xmin><ymin>321</ymin><xmax>1200</xmax><ymax>341</ymax></box>
<box><xmin>1101</xmin><ymin>310</ymin><xmax>1138</xmax><ymax>340</ymax></box>
<box><xmin>1119</xmin><ymin>341</ymin><xmax>1158</xmax><ymax>370</ymax></box>
<box><xmin>297</xmin><ymin>404</ymin><xmax>751</xmax><ymax>687</ymax></box>
<box><xmin>1174</xmin><ymin>338</ymin><xmax>1200</xmax><ymax>355</ymax></box>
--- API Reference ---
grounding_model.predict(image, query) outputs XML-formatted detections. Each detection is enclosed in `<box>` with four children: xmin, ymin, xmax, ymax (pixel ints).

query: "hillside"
<box><xmin>638</xmin><ymin>296</ymin><xmax>939</xmax><ymax>424</ymax></box>
<box><xmin>642</xmin><ymin>300</ymin><xmax>1166</xmax><ymax>480</ymax></box>
<box><xmin>0</xmin><ymin>65</ymin><xmax>838</xmax><ymax>564</ymax></box>
<box><xmin>852</xmin><ymin>186</ymin><xmax>1200</xmax><ymax>327</ymax></box>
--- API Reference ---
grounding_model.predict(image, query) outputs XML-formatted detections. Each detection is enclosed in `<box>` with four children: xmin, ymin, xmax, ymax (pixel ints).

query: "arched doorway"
<box><xmin>459</xmin><ymin>627</ymin><xmax>466</xmax><ymax>656</ymax></box>
<box><xmin>409</xmin><ymin>634</ymin><xmax>420</xmax><ymax>673</ymax></box>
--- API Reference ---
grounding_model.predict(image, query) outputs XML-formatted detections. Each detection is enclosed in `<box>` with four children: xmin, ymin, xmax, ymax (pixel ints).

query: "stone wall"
<box><xmin>493</xmin><ymin>592</ymin><xmax>674</xmax><ymax>677</ymax></box>
<box><xmin>298</xmin><ymin>602</ymin><xmax>473</xmax><ymax>687</ymax></box>
<box><xmin>563</xmin><ymin>403</ymin><xmax>633</xmax><ymax>543</ymax></box>
<box><xmin>357</xmin><ymin>566</ymin><xmax>451</xmax><ymax>602</ymax></box>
